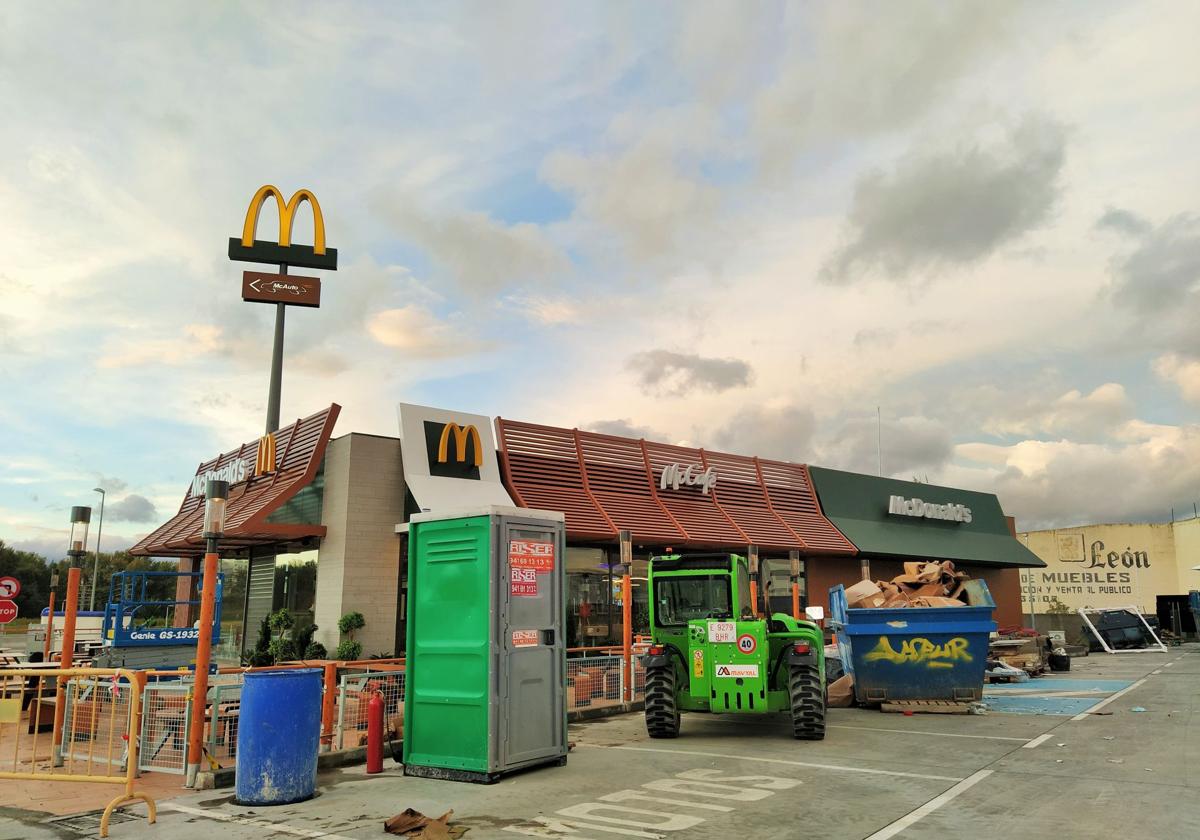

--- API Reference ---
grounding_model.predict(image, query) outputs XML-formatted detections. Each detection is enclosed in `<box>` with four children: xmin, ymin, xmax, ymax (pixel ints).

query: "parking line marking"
<box><xmin>1022</xmin><ymin>733</ymin><xmax>1054</xmax><ymax>749</ymax></box>
<box><xmin>161</xmin><ymin>803</ymin><xmax>357</xmax><ymax>840</ymax></box>
<box><xmin>586</xmin><ymin>744</ymin><xmax>960</xmax><ymax>781</ymax></box>
<box><xmin>863</xmin><ymin>769</ymin><xmax>992</xmax><ymax>840</ymax></box>
<box><xmin>701</xmin><ymin>717</ymin><xmax>1027</xmax><ymax>742</ymax></box>
<box><xmin>828</xmin><ymin>724</ymin><xmax>1028</xmax><ymax>742</ymax></box>
<box><xmin>1069</xmin><ymin>678</ymin><xmax>1147</xmax><ymax>722</ymax></box>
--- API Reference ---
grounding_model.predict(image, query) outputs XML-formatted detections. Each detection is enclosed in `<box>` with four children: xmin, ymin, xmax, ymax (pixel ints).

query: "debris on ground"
<box><xmin>827</xmin><ymin>674</ymin><xmax>855</xmax><ymax>708</ymax></box>
<box><xmin>1130</xmin><ymin>706</ymin><xmax>1147</xmax><ymax>713</ymax></box>
<box><xmin>384</xmin><ymin>808</ymin><xmax>468</xmax><ymax>839</ymax></box>
<box><xmin>985</xmin><ymin>659</ymin><xmax>1030</xmax><ymax>683</ymax></box>
<box><xmin>967</xmin><ymin>702</ymin><xmax>989</xmax><ymax>715</ymax></box>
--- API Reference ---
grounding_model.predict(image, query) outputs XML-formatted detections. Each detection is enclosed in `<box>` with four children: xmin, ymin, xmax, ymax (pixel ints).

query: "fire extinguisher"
<box><xmin>366</xmin><ymin>690</ymin><xmax>384</xmax><ymax>774</ymax></box>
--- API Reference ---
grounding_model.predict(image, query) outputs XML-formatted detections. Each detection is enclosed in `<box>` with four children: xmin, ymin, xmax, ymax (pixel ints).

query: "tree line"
<box><xmin>0</xmin><ymin>539</ymin><xmax>180</xmax><ymax>619</ymax></box>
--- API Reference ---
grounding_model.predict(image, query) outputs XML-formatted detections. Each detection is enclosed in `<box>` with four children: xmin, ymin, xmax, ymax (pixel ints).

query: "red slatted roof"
<box><xmin>130</xmin><ymin>405</ymin><xmax>340</xmax><ymax>557</ymax></box>
<box><xmin>495</xmin><ymin>418</ymin><xmax>854</xmax><ymax>554</ymax></box>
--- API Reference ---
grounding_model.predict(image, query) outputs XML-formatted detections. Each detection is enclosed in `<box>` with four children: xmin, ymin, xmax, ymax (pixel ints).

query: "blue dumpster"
<box><xmin>829</xmin><ymin>583</ymin><xmax>997</xmax><ymax>705</ymax></box>
<box><xmin>235</xmin><ymin>668</ymin><xmax>322</xmax><ymax>805</ymax></box>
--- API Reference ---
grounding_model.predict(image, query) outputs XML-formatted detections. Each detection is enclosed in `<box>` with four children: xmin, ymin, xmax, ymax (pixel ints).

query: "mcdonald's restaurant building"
<box><xmin>133</xmin><ymin>403</ymin><xmax>1043</xmax><ymax>661</ymax></box>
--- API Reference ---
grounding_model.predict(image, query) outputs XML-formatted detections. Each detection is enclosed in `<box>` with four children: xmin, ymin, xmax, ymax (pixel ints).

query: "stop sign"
<box><xmin>0</xmin><ymin>600</ymin><xmax>17</xmax><ymax>624</ymax></box>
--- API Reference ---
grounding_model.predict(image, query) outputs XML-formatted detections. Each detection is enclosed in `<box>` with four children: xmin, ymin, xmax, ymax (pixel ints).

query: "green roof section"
<box><xmin>807</xmin><ymin>466</ymin><xmax>1045</xmax><ymax>569</ymax></box>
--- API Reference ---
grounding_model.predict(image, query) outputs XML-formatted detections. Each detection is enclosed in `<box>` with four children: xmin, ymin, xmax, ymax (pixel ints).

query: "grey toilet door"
<box><xmin>497</xmin><ymin>520</ymin><xmax>565</xmax><ymax>769</ymax></box>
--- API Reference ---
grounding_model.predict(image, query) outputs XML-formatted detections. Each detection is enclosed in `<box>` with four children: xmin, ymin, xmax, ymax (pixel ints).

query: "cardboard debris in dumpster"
<box><xmin>847</xmin><ymin>561</ymin><xmax>969</xmax><ymax>609</ymax></box>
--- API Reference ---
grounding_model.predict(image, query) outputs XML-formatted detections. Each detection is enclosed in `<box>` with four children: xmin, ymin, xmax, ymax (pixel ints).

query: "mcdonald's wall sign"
<box><xmin>229</xmin><ymin>185</ymin><xmax>339</xmax><ymax>271</ymax></box>
<box><xmin>424</xmin><ymin>421</ymin><xmax>483</xmax><ymax>480</ymax></box>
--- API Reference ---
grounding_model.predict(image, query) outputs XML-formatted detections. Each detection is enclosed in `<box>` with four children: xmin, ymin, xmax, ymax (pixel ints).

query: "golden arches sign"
<box><xmin>241</xmin><ymin>185</ymin><xmax>327</xmax><ymax>254</ymax></box>
<box><xmin>437</xmin><ymin>423</ymin><xmax>484</xmax><ymax>467</ymax></box>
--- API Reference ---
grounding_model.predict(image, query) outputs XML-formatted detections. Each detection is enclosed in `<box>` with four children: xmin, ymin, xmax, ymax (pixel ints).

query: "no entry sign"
<box><xmin>0</xmin><ymin>600</ymin><xmax>17</xmax><ymax>625</ymax></box>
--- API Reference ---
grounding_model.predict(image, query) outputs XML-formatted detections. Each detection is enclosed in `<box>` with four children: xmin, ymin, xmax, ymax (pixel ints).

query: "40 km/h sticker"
<box><xmin>736</xmin><ymin>633</ymin><xmax>757</xmax><ymax>655</ymax></box>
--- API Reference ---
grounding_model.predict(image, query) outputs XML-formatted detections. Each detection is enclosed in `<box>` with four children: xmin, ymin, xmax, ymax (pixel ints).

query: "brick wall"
<box><xmin>315</xmin><ymin>434</ymin><xmax>405</xmax><ymax>656</ymax></box>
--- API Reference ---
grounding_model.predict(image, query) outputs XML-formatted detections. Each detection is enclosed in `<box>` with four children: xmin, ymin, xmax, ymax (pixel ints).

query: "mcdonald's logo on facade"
<box><xmin>228</xmin><ymin>184</ymin><xmax>339</xmax><ymax>270</ymax></box>
<box><xmin>438</xmin><ymin>423</ymin><xmax>483</xmax><ymax>467</ymax></box>
<box><xmin>255</xmin><ymin>433</ymin><xmax>277</xmax><ymax>477</ymax></box>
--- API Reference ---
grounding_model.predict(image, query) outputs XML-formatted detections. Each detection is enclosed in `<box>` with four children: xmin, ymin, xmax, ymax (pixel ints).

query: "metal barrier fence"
<box><xmin>333</xmin><ymin>667</ymin><xmax>404</xmax><ymax>751</ymax></box>
<box><xmin>566</xmin><ymin>654</ymin><xmax>625</xmax><ymax>710</ymax></box>
<box><xmin>138</xmin><ymin>674</ymin><xmax>243</xmax><ymax>774</ymax></box>
<box><xmin>0</xmin><ymin>668</ymin><xmax>156</xmax><ymax>837</ymax></box>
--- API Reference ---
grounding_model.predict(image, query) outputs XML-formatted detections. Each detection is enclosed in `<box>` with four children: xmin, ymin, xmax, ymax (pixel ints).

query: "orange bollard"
<box><xmin>321</xmin><ymin>662</ymin><xmax>337</xmax><ymax>751</ymax></box>
<box><xmin>622</xmin><ymin>574</ymin><xmax>632</xmax><ymax>702</ymax></box>
<box><xmin>366</xmin><ymin>692</ymin><xmax>384</xmax><ymax>774</ymax></box>
<box><xmin>52</xmin><ymin>567</ymin><xmax>81</xmax><ymax>756</ymax></box>
<box><xmin>42</xmin><ymin>590</ymin><xmax>55</xmax><ymax>662</ymax></box>
<box><xmin>185</xmin><ymin>550</ymin><xmax>219</xmax><ymax>787</ymax></box>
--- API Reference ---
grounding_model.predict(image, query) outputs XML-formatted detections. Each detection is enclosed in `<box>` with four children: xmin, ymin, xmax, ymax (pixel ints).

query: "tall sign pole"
<box><xmin>229</xmin><ymin>186</ymin><xmax>337</xmax><ymax>433</ymax></box>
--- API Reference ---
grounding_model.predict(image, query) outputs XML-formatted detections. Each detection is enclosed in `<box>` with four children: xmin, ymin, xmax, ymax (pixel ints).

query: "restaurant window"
<box><xmin>764</xmin><ymin>556</ymin><xmax>807</xmax><ymax>613</ymax></box>
<box><xmin>265</xmin><ymin>463</ymin><xmax>324</xmax><ymax>525</ymax></box>
<box><xmin>274</xmin><ymin>548</ymin><xmax>318</xmax><ymax>630</ymax></box>
<box><xmin>215</xmin><ymin>556</ymin><xmax>247</xmax><ymax>664</ymax></box>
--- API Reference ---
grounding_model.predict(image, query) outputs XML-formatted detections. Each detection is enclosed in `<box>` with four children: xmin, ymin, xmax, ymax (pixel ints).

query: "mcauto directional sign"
<box><xmin>0</xmin><ymin>577</ymin><xmax>19</xmax><ymax>599</ymax></box>
<box><xmin>242</xmin><ymin>271</ymin><xmax>321</xmax><ymax>308</ymax></box>
<box><xmin>0</xmin><ymin>600</ymin><xmax>17</xmax><ymax>625</ymax></box>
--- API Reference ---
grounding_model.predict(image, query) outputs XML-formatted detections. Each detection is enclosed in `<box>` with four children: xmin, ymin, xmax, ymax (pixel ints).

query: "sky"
<box><xmin>3</xmin><ymin>1</ymin><xmax>1200</xmax><ymax>560</ymax></box>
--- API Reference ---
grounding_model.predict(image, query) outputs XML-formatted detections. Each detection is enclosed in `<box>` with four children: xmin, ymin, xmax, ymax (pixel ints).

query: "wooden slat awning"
<box><xmin>130</xmin><ymin>405</ymin><xmax>340</xmax><ymax>557</ymax></box>
<box><xmin>495</xmin><ymin>418</ymin><xmax>855</xmax><ymax>555</ymax></box>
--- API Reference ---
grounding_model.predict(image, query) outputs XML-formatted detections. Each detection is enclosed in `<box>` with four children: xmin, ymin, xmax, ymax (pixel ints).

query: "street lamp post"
<box><xmin>186</xmin><ymin>480</ymin><xmax>227</xmax><ymax>788</ymax></box>
<box><xmin>53</xmin><ymin>506</ymin><xmax>90</xmax><ymax>762</ymax></box>
<box><xmin>89</xmin><ymin>487</ymin><xmax>106</xmax><ymax>611</ymax></box>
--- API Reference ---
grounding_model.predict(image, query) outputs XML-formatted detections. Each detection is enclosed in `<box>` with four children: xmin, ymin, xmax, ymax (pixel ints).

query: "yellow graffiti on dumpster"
<box><xmin>863</xmin><ymin>636</ymin><xmax>972</xmax><ymax>669</ymax></box>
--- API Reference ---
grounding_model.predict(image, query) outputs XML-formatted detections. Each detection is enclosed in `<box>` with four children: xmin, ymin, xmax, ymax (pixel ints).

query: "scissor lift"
<box><xmin>94</xmin><ymin>570</ymin><xmax>223</xmax><ymax>670</ymax></box>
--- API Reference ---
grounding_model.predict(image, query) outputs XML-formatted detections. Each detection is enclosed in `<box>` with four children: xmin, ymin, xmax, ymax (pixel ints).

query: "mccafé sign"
<box><xmin>660</xmin><ymin>464</ymin><xmax>717</xmax><ymax>495</ymax></box>
<box><xmin>888</xmin><ymin>495</ymin><xmax>972</xmax><ymax>524</ymax></box>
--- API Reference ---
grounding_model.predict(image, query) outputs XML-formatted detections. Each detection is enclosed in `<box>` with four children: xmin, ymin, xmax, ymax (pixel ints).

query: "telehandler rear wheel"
<box><xmin>644</xmin><ymin>664</ymin><xmax>681</xmax><ymax>738</ymax></box>
<box><xmin>789</xmin><ymin>662</ymin><xmax>826</xmax><ymax>740</ymax></box>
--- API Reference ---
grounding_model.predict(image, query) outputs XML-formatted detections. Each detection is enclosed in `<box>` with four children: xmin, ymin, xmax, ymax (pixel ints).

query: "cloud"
<box><xmin>627</xmin><ymin>350</ymin><xmax>753</xmax><ymax>395</ymax></box>
<box><xmin>711</xmin><ymin>405</ymin><xmax>816</xmax><ymax>463</ymax></box>
<box><xmin>376</xmin><ymin>200</ymin><xmax>568</xmax><ymax>294</ymax></box>
<box><xmin>541</xmin><ymin>109</ymin><xmax>721</xmax><ymax>260</ymax></box>
<box><xmin>822</xmin><ymin>115</ymin><xmax>1067</xmax><ymax>283</ymax></box>
<box><xmin>952</xmin><ymin>423</ymin><xmax>1200</xmax><ymax>529</ymax></box>
<box><xmin>367</xmin><ymin>306</ymin><xmax>487</xmax><ymax>358</ymax></box>
<box><xmin>583</xmin><ymin>418</ymin><xmax>666</xmax><ymax>440</ymax></box>
<box><xmin>1095</xmin><ymin>207</ymin><xmax>1151</xmax><ymax>237</ymax></box>
<box><xmin>753</xmin><ymin>1</ymin><xmax>1026</xmax><ymax>169</ymax></box>
<box><xmin>1108</xmin><ymin>213</ymin><xmax>1200</xmax><ymax>316</ymax></box>
<box><xmin>984</xmin><ymin>383</ymin><xmax>1133</xmax><ymax>440</ymax></box>
<box><xmin>502</xmin><ymin>294</ymin><xmax>583</xmax><ymax>325</ymax></box>
<box><xmin>105</xmin><ymin>494</ymin><xmax>158</xmax><ymax>523</ymax></box>
<box><xmin>1153</xmin><ymin>354</ymin><xmax>1200</xmax><ymax>404</ymax></box>
<box><xmin>817</xmin><ymin>415</ymin><xmax>953</xmax><ymax>477</ymax></box>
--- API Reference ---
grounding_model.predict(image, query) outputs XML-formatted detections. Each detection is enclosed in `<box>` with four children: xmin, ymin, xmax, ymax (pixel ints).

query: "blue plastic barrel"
<box><xmin>235</xmin><ymin>668</ymin><xmax>323</xmax><ymax>805</ymax></box>
<box><xmin>829</xmin><ymin>583</ymin><xmax>997</xmax><ymax>704</ymax></box>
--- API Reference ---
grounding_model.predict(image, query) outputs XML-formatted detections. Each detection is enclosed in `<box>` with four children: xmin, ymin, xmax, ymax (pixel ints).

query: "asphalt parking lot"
<box><xmin>4</xmin><ymin>646</ymin><xmax>1197</xmax><ymax>840</ymax></box>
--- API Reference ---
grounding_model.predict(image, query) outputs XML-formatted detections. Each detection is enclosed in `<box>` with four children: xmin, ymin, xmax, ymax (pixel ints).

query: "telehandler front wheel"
<box><xmin>789</xmin><ymin>663</ymin><xmax>826</xmax><ymax>740</ymax></box>
<box><xmin>644</xmin><ymin>664</ymin><xmax>681</xmax><ymax>739</ymax></box>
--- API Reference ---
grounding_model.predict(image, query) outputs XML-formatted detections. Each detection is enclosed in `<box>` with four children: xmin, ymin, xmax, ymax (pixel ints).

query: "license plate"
<box><xmin>708</xmin><ymin>621</ymin><xmax>736</xmax><ymax>643</ymax></box>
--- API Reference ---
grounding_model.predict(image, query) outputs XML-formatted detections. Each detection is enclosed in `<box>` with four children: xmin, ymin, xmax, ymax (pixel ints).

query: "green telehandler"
<box><xmin>640</xmin><ymin>552</ymin><xmax>826</xmax><ymax>740</ymax></box>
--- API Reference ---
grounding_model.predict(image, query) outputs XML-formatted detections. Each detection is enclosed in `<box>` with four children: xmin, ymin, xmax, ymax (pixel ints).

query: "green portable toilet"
<box><xmin>403</xmin><ymin>506</ymin><xmax>567</xmax><ymax>783</ymax></box>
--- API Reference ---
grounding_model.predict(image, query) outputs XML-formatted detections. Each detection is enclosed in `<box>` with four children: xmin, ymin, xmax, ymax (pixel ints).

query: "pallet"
<box><xmin>881</xmin><ymin>700</ymin><xmax>973</xmax><ymax>715</ymax></box>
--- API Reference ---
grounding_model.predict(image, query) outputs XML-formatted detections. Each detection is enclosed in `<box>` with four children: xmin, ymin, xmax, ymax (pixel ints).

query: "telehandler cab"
<box><xmin>640</xmin><ymin>552</ymin><xmax>825</xmax><ymax>739</ymax></box>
